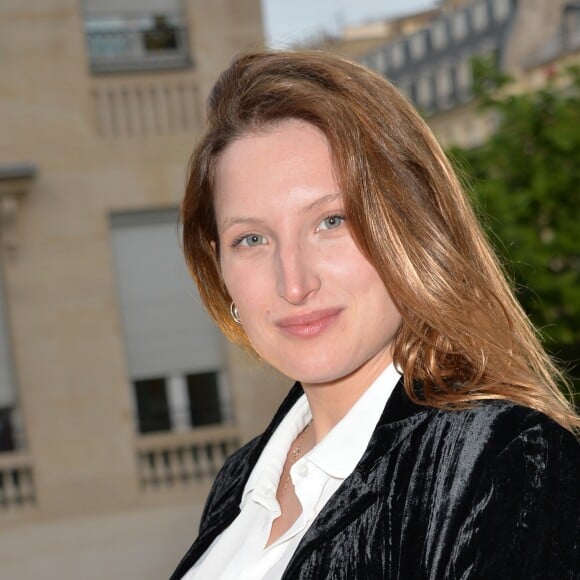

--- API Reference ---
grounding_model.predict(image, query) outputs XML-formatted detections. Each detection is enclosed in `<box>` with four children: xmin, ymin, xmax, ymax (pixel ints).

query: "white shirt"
<box><xmin>183</xmin><ymin>363</ymin><xmax>401</xmax><ymax>580</ymax></box>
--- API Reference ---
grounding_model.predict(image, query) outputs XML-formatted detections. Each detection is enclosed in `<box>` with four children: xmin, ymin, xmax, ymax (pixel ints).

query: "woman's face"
<box><xmin>213</xmin><ymin>119</ymin><xmax>401</xmax><ymax>386</ymax></box>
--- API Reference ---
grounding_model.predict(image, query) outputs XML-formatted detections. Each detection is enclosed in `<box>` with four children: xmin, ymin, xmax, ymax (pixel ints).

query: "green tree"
<box><xmin>448</xmin><ymin>64</ymin><xmax>580</xmax><ymax>390</ymax></box>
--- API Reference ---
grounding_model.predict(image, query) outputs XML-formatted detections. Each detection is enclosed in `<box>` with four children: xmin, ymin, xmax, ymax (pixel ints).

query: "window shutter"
<box><xmin>110</xmin><ymin>208</ymin><xmax>223</xmax><ymax>380</ymax></box>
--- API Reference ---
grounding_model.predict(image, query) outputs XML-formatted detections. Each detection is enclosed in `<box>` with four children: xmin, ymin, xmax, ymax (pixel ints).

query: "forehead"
<box><xmin>213</xmin><ymin>119</ymin><xmax>340</xmax><ymax>213</ymax></box>
<box><xmin>217</xmin><ymin>119</ymin><xmax>331</xmax><ymax>171</ymax></box>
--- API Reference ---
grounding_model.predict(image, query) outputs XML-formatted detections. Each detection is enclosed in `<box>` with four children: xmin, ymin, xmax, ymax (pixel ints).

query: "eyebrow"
<box><xmin>220</xmin><ymin>215</ymin><xmax>266</xmax><ymax>231</ymax></box>
<box><xmin>220</xmin><ymin>192</ymin><xmax>343</xmax><ymax>231</ymax></box>
<box><xmin>305</xmin><ymin>192</ymin><xmax>343</xmax><ymax>211</ymax></box>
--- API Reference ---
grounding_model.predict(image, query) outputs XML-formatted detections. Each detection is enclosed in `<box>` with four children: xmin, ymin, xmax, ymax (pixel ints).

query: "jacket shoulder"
<box><xmin>427</xmin><ymin>397</ymin><xmax>578</xmax><ymax>449</ymax></box>
<box><xmin>412</xmin><ymin>400</ymin><xmax>580</xmax><ymax>498</ymax></box>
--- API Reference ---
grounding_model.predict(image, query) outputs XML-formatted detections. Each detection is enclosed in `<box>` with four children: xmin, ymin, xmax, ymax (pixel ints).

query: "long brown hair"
<box><xmin>181</xmin><ymin>50</ymin><xmax>579</xmax><ymax>431</ymax></box>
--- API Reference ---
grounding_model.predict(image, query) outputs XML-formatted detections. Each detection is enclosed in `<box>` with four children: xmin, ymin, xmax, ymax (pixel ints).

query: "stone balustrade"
<box><xmin>91</xmin><ymin>77</ymin><xmax>200</xmax><ymax>139</ymax></box>
<box><xmin>135</xmin><ymin>425</ymin><xmax>240</xmax><ymax>490</ymax></box>
<box><xmin>0</xmin><ymin>452</ymin><xmax>35</xmax><ymax>511</ymax></box>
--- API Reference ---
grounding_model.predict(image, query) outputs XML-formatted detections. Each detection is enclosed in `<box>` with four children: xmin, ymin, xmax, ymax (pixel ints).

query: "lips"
<box><xmin>275</xmin><ymin>308</ymin><xmax>343</xmax><ymax>338</ymax></box>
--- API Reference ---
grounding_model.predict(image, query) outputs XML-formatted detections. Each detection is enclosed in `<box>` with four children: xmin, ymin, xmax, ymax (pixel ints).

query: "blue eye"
<box><xmin>319</xmin><ymin>214</ymin><xmax>345</xmax><ymax>231</ymax></box>
<box><xmin>234</xmin><ymin>233</ymin><xmax>265</xmax><ymax>247</ymax></box>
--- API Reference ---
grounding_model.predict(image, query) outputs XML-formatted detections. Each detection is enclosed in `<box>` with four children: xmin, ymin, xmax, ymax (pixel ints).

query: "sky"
<box><xmin>262</xmin><ymin>0</ymin><xmax>439</xmax><ymax>48</ymax></box>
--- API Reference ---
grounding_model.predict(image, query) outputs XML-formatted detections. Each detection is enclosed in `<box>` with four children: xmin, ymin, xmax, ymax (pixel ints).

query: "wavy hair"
<box><xmin>181</xmin><ymin>50</ymin><xmax>579</xmax><ymax>431</ymax></box>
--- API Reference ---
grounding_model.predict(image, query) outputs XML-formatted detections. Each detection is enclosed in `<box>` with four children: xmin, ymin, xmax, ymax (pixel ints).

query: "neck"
<box><xmin>301</xmin><ymin>351</ymin><xmax>393</xmax><ymax>443</ymax></box>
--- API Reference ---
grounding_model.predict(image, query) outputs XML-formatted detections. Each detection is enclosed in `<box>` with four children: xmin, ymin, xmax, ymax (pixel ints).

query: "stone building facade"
<box><xmin>353</xmin><ymin>0</ymin><xmax>579</xmax><ymax>147</ymax></box>
<box><xmin>2</xmin><ymin>1</ymin><xmax>578</xmax><ymax>577</ymax></box>
<box><xmin>0</xmin><ymin>1</ymin><xmax>290</xmax><ymax>578</ymax></box>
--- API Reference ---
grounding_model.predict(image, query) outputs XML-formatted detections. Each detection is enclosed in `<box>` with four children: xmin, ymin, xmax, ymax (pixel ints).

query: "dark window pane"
<box><xmin>0</xmin><ymin>407</ymin><xmax>15</xmax><ymax>453</ymax></box>
<box><xmin>143</xmin><ymin>16</ymin><xmax>178</xmax><ymax>52</ymax></box>
<box><xmin>409</xmin><ymin>82</ymin><xmax>418</xmax><ymax>104</ymax></box>
<box><xmin>134</xmin><ymin>378</ymin><xmax>170</xmax><ymax>433</ymax></box>
<box><xmin>186</xmin><ymin>372</ymin><xmax>222</xmax><ymax>426</ymax></box>
<box><xmin>450</xmin><ymin>65</ymin><xmax>458</xmax><ymax>91</ymax></box>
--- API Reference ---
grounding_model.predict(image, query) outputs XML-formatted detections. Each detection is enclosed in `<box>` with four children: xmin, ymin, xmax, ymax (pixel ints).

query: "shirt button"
<box><xmin>298</xmin><ymin>463</ymin><xmax>309</xmax><ymax>477</ymax></box>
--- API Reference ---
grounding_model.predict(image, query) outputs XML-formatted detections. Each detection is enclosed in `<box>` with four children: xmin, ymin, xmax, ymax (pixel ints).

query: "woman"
<box><xmin>171</xmin><ymin>51</ymin><xmax>579</xmax><ymax>579</ymax></box>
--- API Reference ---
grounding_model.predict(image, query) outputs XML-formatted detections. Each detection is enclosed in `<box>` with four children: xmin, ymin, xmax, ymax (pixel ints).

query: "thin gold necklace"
<box><xmin>279</xmin><ymin>421</ymin><xmax>311</xmax><ymax>501</ymax></box>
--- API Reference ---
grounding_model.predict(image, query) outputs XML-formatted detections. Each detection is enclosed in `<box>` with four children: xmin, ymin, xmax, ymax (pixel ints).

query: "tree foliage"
<box><xmin>448</xmin><ymin>64</ymin><xmax>580</xmax><ymax>381</ymax></box>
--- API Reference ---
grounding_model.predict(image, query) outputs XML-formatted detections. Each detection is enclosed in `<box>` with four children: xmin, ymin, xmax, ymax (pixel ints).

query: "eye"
<box><xmin>318</xmin><ymin>214</ymin><xmax>345</xmax><ymax>231</ymax></box>
<box><xmin>233</xmin><ymin>233</ymin><xmax>266</xmax><ymax>247</ymax></box>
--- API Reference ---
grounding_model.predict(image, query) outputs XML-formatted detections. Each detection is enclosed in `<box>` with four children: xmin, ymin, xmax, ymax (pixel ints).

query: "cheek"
<box><xmin>220</xmin><ymin>262</ymin><xmax>244</xmax><ymax>303</ymax></box>
<box><xmin>328</xmin><ymin>244</ymin><xmax>381</xmax><ymax>291</ymax></box>
<box><xmin>339</xmin><ymin>250</ymin><xmax>400</xmax><ymax>319</ymax></box>
<box><xmin>219</xmin><ymin>254</ymin><xmax>241</xmax><ymax>307</ymax></box>
<box><xmin>220</xmin><ymin>257</ymin><xmax>271</xmax><ymax>319</ymax></box>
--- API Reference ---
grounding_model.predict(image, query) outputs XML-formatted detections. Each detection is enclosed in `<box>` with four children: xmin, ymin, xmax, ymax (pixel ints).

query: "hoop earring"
<box><xmin>230</xmin><ymin>302</ymin><xmax>242</xmax><ymax>324</ymax></box>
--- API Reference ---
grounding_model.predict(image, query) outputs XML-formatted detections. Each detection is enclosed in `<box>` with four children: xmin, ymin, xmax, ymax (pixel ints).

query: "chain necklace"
<box><xmin>278</xmin><ymin>421</ymin><xmax>312</xmax><ymax>501</ymax></box>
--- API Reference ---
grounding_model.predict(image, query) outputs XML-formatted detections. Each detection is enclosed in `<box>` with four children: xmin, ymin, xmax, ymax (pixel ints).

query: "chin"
<box><xmin>253</xmin><ymin>338</ymin><xmax>356</xmax><ymax>384</ymax></box>
<box><xmin>277</xmin><ymin>357</ymin><xmax>354</xmax><ymax>386</ymax></box>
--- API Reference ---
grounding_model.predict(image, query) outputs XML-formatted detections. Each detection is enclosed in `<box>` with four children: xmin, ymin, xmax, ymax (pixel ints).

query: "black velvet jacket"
<box><xmin>170</xmin><ymin>380</ymin><xmax>580</xmax><ymax>579</ymax></box>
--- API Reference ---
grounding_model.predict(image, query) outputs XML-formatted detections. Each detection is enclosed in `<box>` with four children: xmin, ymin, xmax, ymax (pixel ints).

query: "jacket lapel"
<box><xmin>172</xmin><ymin>378</ymin><xmax>428</xmax><ymax>580</ymax></box>
<box><xmin>282</xmin><ymin>379</ymin><xmax>429</xmax><ymax>578</ymax></box>
<box><xmin>170</xmin><ymin>382</ymin><xmax>305</xmax><ymax>580</ymax></box>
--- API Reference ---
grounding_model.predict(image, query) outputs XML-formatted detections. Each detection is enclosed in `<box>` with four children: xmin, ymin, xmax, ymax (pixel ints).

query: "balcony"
<box><xmin>135</xmin><ymin>424</ymin><xmax>240</xmax><ymax>491</ymax></box>
<box><xmin>85</xmin><ymin>14</ymin><xmax>192</xmax><ymax>74</ymax></box>
<box><xmin>0</xmin><ymin>452</ymin><xmax>35</xmax><ymax>516</ymax></box>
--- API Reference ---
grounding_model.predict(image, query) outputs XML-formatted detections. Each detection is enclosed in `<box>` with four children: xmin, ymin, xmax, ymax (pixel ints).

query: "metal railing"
<box><xmin>85</xmin><ymin>15</ymin><xmax>192</xmax><ymax>73</ymax></box>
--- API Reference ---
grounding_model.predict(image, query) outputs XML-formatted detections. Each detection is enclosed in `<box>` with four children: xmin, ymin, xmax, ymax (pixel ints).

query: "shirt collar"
<box><xmin>241</xmin><ymin>362</ymin><xmax>401</xmax><ymax>505</ymax></box>
<box><xmin>303</xmin><ymin>363</ymin><xmax>401</xmax><ymax>479</ymax></box>
<box><xmin>241</xmin><ymin>393</ymin><xmax>311</xmax><ymax>508</ymax></box>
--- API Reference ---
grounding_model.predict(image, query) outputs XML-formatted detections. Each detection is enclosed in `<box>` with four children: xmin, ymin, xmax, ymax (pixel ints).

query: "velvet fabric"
<box><xmin>170</xmin><ymin>380</ymin><xmax>580</xmax><ymax>579</ymax></box>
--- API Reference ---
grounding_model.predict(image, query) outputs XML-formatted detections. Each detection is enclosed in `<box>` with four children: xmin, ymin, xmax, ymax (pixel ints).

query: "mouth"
<box><xmin>275</xmin><ymin>308</ymin><xmax>343</xmax><ymax>338</ymax></box>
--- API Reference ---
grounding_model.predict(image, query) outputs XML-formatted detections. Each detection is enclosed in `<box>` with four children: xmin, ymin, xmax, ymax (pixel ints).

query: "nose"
<box><xmin>275</xmin><ymin>241</ymin><xmax>321</xmax><ymax>305</ymax></box>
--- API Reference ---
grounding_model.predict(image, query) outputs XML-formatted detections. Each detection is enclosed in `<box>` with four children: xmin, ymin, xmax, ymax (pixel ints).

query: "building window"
<box><xmin>0</xmin><ymin>407</ymin><xmax>16</xmax><ymax>452</ymax></box>
<box><xmin>110</xmin><ymin>208</ymin><xmax>229</xmax><ymax>435</ymax></box>
<box><xmin>83</xmin><ymin>2</ymin><xmax>192</xmax><ymax>74</ymax></box>
<box><xmin>187</xmin><ymin>372</ymin><xmax>222</xmax><ymax>426</ymax></box>
<box><xmin>472</xmin><ymin>1</ymin><xmax>489</xmax><ymax>31</ymax></box>
<box><xmin>424</xmin><ymin>29</ymin><xmax>433</xmax><ymax>52</ymax></box>
<box><xmin>0</xmin><ymin>269</ymin><xmax>20</xmax><ymax>452</ymax></box>
<box><xmin>135</xmin><ymin>378</ymin><xmax>171</xmax><ymax>433</ymax></box>
<box><xmin>374</xmin><ymin>49</ymin><xmax>387</xmax><ymax>74</ymax></box>
<box><xmin>418</xmin><ymin>75</ymin><xmax>433</xmax><ymax>108</ymax></box>
<box><xmin>449</xmin><ymin>65</ymin><xmax>459</xmax><ymax>99</ymax></box>
<box><xmin>453</xmin><ymin>11</ymin><xmax>468</xmax><ymax>41</ymax></box>
<box><xmin>142</xmin><ymin>15</ymin><xmax>178</xmax><ymax>51</ymax></box>
<box><xmin>431</xmin><ymin>20</ymin><xmax>448</xmax><ymax>50</ymax></box>
<box><xmin>436</xmin><ymin>66</ymin><xmax>452</xmax><ymax>107</ymax></box>
<box><xmin>457</xmin><ymin>57</ymin><xmax>472</xmax><ymax>95</ymax></box>
<box><xmin>134</xmin><ymin>371</ymin><xmax>225</xmax><ymax>434</ymax></box>
<box><xmin>492</xmin><ymin>0</ymin><xmax>511</xmax><ymax>21</ymax></box>
<box><xmin>391</xmin><ymin>42</ymin><xmax>405</xmax><ymax>68</ymax></box>
<box><xmin>408</xmin><ymin>82</ymin><xmax>418</xmax><ymax>105</ymax></box>
<box><xmin>410</xmin><ymin>32</ymin><xmax>426</xmax><ymax>59</ymax></box>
